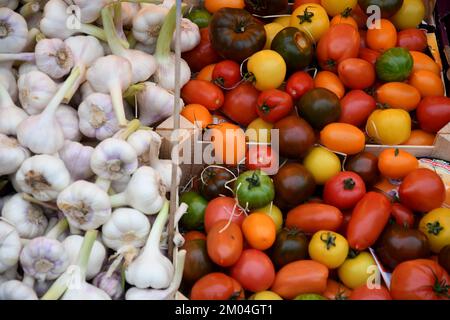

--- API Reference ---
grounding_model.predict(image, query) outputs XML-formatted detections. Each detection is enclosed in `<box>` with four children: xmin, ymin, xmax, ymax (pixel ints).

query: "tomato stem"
<box><xmin>341</xmin><ymin>7</ymin><xmax>353</xmax><ymax>18</ymax></box>
<box><xmin>426</xmin><ymin>221</ymin><xmax>444</xmax><ymax>236</ymax></box>
<box><xmin>320</xmin><ymin>232</ymin><xmax>337</xmax><ymax>250</ymax></box>
<box><xmin>245</xmin><ymin>171</ymin><xmax>261</xmax><ymax>189</ymax></box>
<box><xmin>343</xmin><ymin>178</ymin><xmax>355</xmax><ymax>190</ymax></box>
<box><xmin>433</xmin><ymin>277</ymin><xmax>450</xmax><ymax>298</ymax></box>
<box><xmin>259</xmin><ymin>102</ymin><xmax>272</xmax><ymax>114</ymax></box>
<box><xmin>297</xmin><ymin>7</ymin><xmax>315</xmax><ymax>24</ymax></box>
<box><xmin>347</xmin><ymin>248</ymin><xmax>360</xmax><ymax>259</ymax></box>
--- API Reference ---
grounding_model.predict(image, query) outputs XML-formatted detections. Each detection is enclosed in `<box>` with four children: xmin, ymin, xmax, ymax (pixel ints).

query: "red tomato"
<box><xmin>204</xmin><ymin>197</ymin><xmax>246</xmax><ymax>233</ymax></box>
<box><xmin>351</xmin><ymin>4</ymin><xmax>369</xmax><ymax>29</ymax></box>
<box><xmin>347</xmin><ymin>192</ymin><xmax>392</xmax><ymax>250</ymax></box>
<box><xmin>391</xmin><ymin>259</ymin><xmax>450</xmax><ymax>300</ymax></box>
<box><xmin>293</xmin><ymin>0</ymin><xmax>320</xmax><ymax>10</ymax></box>
<box><xmin>339</xmin><ymin>90</ymin><xmax>377</xmax><ymax>127</ymax></box>
<box><xmin>391</xmin><ymin>203</ymin><xmax>415</xmax><ymax>228</ymax></box>
<box><xmin>397</xmin><ymin>29</ymin><xmax>428</xmax><ymax>52</ymax></box>
<box><xmin>338</xmin><ymin>58</ymin><xmax>375</xmax><ymax>90</ymax></box>
<box><xmin>230</xmin><ymin>249</ymin><xmax>276</xmax><ymax>292</ymax></box>
<box><xmin>323</xmin><ymin>172</ymin><xmax>366</xmax><ymax>210</ymax></box>
<box><xmin>190</xmin><ymin>272</ymin><xmax>245</xmax><ymax>300</ymax></box>
<box><xmin>350</xmin><ymin>285</ymin><xmax>392</xmax><ymax>300</ymax></box>
<box><xmin>286</xmin><ymin>203</ymin><xmax>343</xmax><ymax>234</ymax></box>
<box><xmin>317</xmin><ymin>24</ymin><xmax>360</xmax><ymax>73</ymax></box>
<box><xmin>245</xmin><ymin>145</ymin><xmax>278</xmax><ymax>174</ymax></box>
<box><xmin>285</xmin><ymin>71</ymin><xmax>315</xmax><ymax>100</ymax></box>
<box><xmin>338</xmin><ymin>210</ymin><xmax>353</xmax><ymax>238</ymax></box>
<box><xmin>207</xmin><ymin>220</ymin><xmax>243</xmax><ymax>267</ymax></box>
<box><xmin>323</xmin><ymin>279</ymin><xmax>352</xmax><ymax>300</ymax></box>
<box><xmin>221</xmin><ymin>83</ymin><xmax>259</xmax><ymax>126</ymax></box>
<box><xmin>399</xmin><ymin>168</ymin><xmax>446</xmax><ymax>213</ymax></box>
<box><xmin>256</xmin><ymin>89</ymin><xmax>294</xmax><ymax>123</ymax></box>
<box><xmin>182</xmin><ymin>80</ymin><xmax>224</xmax><ymax>111</ymax></box>
<box><xmin>358</xmin><ymin>47</ymin><xmax>381</xmax><ymax>65</ymax></box>
<box><xmin>212</xmin><ymin>60</ymin><xmax>242</xmax><ymax>89</ymax></box>
<box><xmin>416</xmin><ymin>96</ymin><xmax>450</xmax><ymax>133</ymax></box>
<box><xmin>183</xmin><ymin>28</ymin><xmax>222</xmax><ymax>72</ymax></box>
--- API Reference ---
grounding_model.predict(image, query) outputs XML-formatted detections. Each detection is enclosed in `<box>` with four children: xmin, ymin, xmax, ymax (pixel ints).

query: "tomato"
<box><xmin>245</xmin><ymin>145</ymin><xmax>278</xmax><ymax>175</ymax></box>
<box><xmin>309</xmin><ymin>230</ymin><xmax>349</xmax><ymax>269</ymax></box>
<box><xmin>347</xmin><ymin>192</ymin><xmax>391</xmax><ymax>250</ymax></box>
<box><xmin>246</xmin><ymin>117</ymin><xmax>273</xmax><ymax>143</ymax></box>
<box><xmin>271</xmin><ymin>260</ymin><xmax>329</xmax><ymax>299</ymax></box>
<box><xmin>271</xmin><ymin>228</ymin><xmax>309</xmax><ymax>269</ymax></box>
<box><xmin>416</xmin><ymin>96</ymin><xmax>450</xmax><ymax>133</ymax></box>
<box><xmin>183</xmin><ymin>28</ymin><xmax>222</xmax><ymax>72</ymax></box>
<box><xmin>378</xmin><ymin>148</ymin><xmax>419</xmax><ymax>180</ymax></box>
<box><xmin>242</xmin><ymin>213</ymin><xmax>276</xmax><ymax>250</ymax></box>
<box><xmin>183</xmin><ymin>231</ymin><xmax>207</xmax><ymax>244</ymax></box>
<box><xmin>391</xmin><ymin>203</ymin><xmax>415</xmax><ymax>228</ymax></box>
<box><xmin>196</xmin><ymin>64</ymin><xmax>216</xmax><ymax>82</ymax></box>
<box><xmin>397</xmin><ymin>29</ymin><xmax>428</xmax><ymax>52</ymax></box>
<box><xmin>221</xmin><ymin>82</ymin><xmax>259</xmax><ymax>126</ymax></box>
<box><xmin>376</xmin><ymin>47</ymin><xmax>414</xmax><ymax>82</ymax></box>
<box><xmin>358</xmin><ymin>0</ymin><xmax>403</xmax><ymax>18</ymax></box>
<box><xmin>263</xmin><ymin>22</ymin><xmax>284</xmax><ymax>50</ymax></box>
<box><xmin>351</xmin><ymin>4</ymin><xmax>368</xmax><ymax>28</ymax></box>
<box><xmin>320</xmin><ymin>123</ymin><xmax>366</xmax><ymax>155</ymax></box>
<box><xmin>181</xmin><ymin>104</ymin><xmax>213</xmax><ymax>129</ymax></box>
<box><xmin>230</xmin><ymin>249</ymin><xmax>276</xmax><ymax>292</ymax></box>
<box><xmin>303</xmin><ymin>147</ymin><xmax>341</xmax><ymax>185</ymax></box>
<box><xmin>439</xmin><ymin>245</ymin><xmax>450</xmax><ymax>274</ymax></box>
<box><xmin>253</xmin><ymin>203</ymin><xmax>283</xmax><ymax>232</ymax></box>
<box><xmin>286</xmin><ymin>203</ymin><xmax>343</xmax><ymax>234</ymax></box>
<box><xmin>200</xmin><ymin>166</ymin><xmax>234</xmax><ymax>200</ymax></box>
<box><xmin>358</xmin><ymin>47</ymin><xmax>381</xmax><ymax>65</ymax></box>
<box><xmin>294</xmin><ymin>293</ymin><xmax>326</xmax><ymax>300</ymax></box>
<box><xmin>274</xmin><ymin>115</ymin><xmax>316</xmax><ymax>159</ymax></box>
<box><xmin>208</xmin><ymin>122</ymin><xmax>246</xmax><ymax>165</ymax></box>
<box><xmin>339</xmin><ymin>90</ymin><xmax>376</xmax><ymax>127</ymax></box>
<box><xmin>249</xmin><ymin>291</ymin><xmax>283</xmax><ymax>300</ymax></box>
<box><xmin>399</xmin><ymin>168</ymin><xmax>446</xmax><ymax>213</ymax></box>
<box><xmin>182</xmin><ymin>239</ymin><xmax>215</xmax><ymax>285</ymax></box>
<box><xmin>294</xmin><ymin>0</ymin><xmax>321</xmax><ymax>10</ymax></box>
<box><xmin>204</xmin><ymin>0</ymin><xmax>245</xmax><ymax>13</ymax></box>
<box><xmin>244</xmin><ymin>0</ymin><xmax>289</xmax><ymax>15</ymax></box>
<box><xmin>204</xmin><ymin>197</ymin><xmax>245</xmax><ymax>233</ymax></box>
<box><xmin>366</xmin><ymin>19</ymin><xmax>397</xmax><ymax>52</ymax></box>
<box><xmin>255</xmin><ymin>89</ymin><xmax>293</xmax><ymax>124</ymax></box>
<box><xmin>286</xmin><ymin>71</ymin><xmax>315</xmax><ymax>100</ymax></box>
<box><xmin>409</xmin><ymin>70</ymin><xmax>445</xmax><ymax>98</ymax></box>
<box><xmin>410</xmin><ymin>51</ymin><xmax>441</xmax><ymax>75</ymax></box>
<box><xmin>321</xmin><ymin>0</ymin><xmax>357</xmax><ymax>16</ymax></box>
<box><xmin>191</xmin><ymin>272</ymin><xmax>245</xmax><ymax>300</ymax></box>
<box><xmin>391</xmin><ymin>0</ymin><xmax>426</xmax><ymax>30</ymax></box>
<box><xmin>180</xmin><ymin>192</ymin><xmax>208</xmax><ymax>231</ymax></box>
<box><xmin>366</xmin><ymin>109</ymin><xmax>412</xmax><ymax>145</ymax></box>
<box><xmin>323</xmin><ymin>279</ymin><xmax>352</xmax><ymax>300</ymax></box>
<box><xmin>350</xmin><ymin>285</ymin><xmax>392</xmax><ymax>300</ymax></box>
<box><xmin>419</xmin><ymin>208</ymin><xmax>450</xmax><ymax>253</ymax></box>
<box><xmin>323</xmin><ymin>172</ymin><xmax>366</xmax><ymax>210</ymax></box>
<box><xmin>338</xmin><ymin>58</ymin><xmax>375</xmax><ymax>90</ymax></box>
<box><xmin>290</xmin><ymin>4</ymin><xmax>330</xmax><ymax>43</ymax></box>
<box><xmin>212</xmin><ymin>60</ymin><xmax>241</xmax><ymax>89</ymax></box>
<box><xmin>376</xmin><ymin>82</ymin><xmax>421</xmax><ymax>112</ymax></box>
<box><xmin>314</xmin><ymin>71</ymin><xmax>345</xmax><ymax>99</ymax></box>
<box><xmin>234</xmin><ymin>170</ymin><xmax>275</xmax><ymax>210</ymax></box>
<box><xmin>207</xmin><ymin>220</ymin><xmax>243</xmax><ymax>267</ymax></box>
<box><xmin>274</xmin><ymin>16</ymin><xmax>291</xmax><ymax>27</ymax></box>
<box><xmin>317</xmin><ymin>24</ymin><xmax>360</xmax><ymax>73</ymax></box>
<box><xmin>330</xmin><ymin>8</ymin><xmax>358</xmax><ymax>29</ymax></box>
<box><xmin>338</xmin><ymin>251</ymin><xmax>379</xmax><ymax>289</ymax></box>
<box><xmin>345</xmin><ymin>152</ymin><xmax>380</xmax><ymax>186</ymax></box>
<box><xmin>403</xmin><ymin>130</ymin><xmax>436</xmax><ymax>146</ymax></box>
<box><xmin>247</xmin><ymin>50</ymin><xmax>286</xmax><ymax>91</ymax></box>
<box><xmin>391</xmin><ymin>259</ymin><xmax>450</xmax><ymax>300</ymax></box>
<box><xmin>182</xmin><ymin>80</ymin><xmax>224</xmax><ymax>111</ymax></box>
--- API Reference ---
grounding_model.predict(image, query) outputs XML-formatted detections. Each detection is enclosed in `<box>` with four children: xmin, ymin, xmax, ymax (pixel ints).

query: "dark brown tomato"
<box><xmin>345</xmin><ymin>152</ymin><xmax>380</xmax><ymax>186</ymax></box>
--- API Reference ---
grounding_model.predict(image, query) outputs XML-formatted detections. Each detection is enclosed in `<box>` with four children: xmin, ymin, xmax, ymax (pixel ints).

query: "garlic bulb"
<box><xmin>18</xmin><ymin>62</ymin><xmax>39</xmax><ymax>76</ymax></box>
<box><xmin>0</xmin><ymin>134</ymin><xmax>30</xmax><ymax>176</ymax></box>
<box><xmin>35</xmin><ymin>38</ymin><xmax>74</xmax><ymax>79</ymax></box>
<box><xmin>15</xmin><ymin>155</ymin><xmax>71</xmax><ymax>202</ymax></box>
<box><xmin>0</xmin><ymin>7</ymin><xmax>28</xmax><ymax>53</ymax></box>
<box><xmin>0</xmin><ymin>66</ymin><xmax>17</xmax><ymax>101</ymax></box>
<box><xmin>0</xmin><ymin>1</ymin><xmax>18</xmax><ymax>10</ymax></box>
<box><xmin>127</xmin><ymin>129</ymin><xmax>154</xmax><ymax>166</ymax></box>
<box><xmin>170</xmin><ymin>18</ymin><xmax>200</xmax><ymax>52</ymax></box>
<box><xmin>120</xmin><ymin>2</ymin><xmax>140</xmax><ymax>27</ymax></box>
<box><xmin>111</xmin><ymin>174</ymin><xmax>130</xmax><ymax>193</ymax></box>
<box><xmin>62</xmin><ymin>281</ymin><xmax>111</xmax><ymax>300</ymax></box>
<box><xmin>132</xmin><ymin>4</ymin><xmax>168</xmax><ymax>46</ymax></box>
<box><xmin>63</xmin><ymin>0</ymin><xmax>107</xmax><ymax>24</ymax></box>
<box><xmin>55</xmin><ymin>104</ymin><xmax>82</xmax><ymax>141</ymax></box>
<box><xmin>0</xmin><ymin>264</ymin><xmax>17</xmax><ymax>285</ymax></box>
<box><xmin>134</xmin><ymin>41</ymin><xmax>156</xmax><ymax>55</ymax></box>
<box><xmin>0</xmin><ymin>81</ymin><xmax>27</xmax><ymax>136</ymax></box>
<box><xmin>63</xmin><ymin>235</ymin><xmax>106</xmax><ymax>280</ymax></box>
<box><xmin>93</xmin><ymin>271</ymin><xmax>123</xmax><ymax>300</ymax></box>
<box><xmin>80</xmin><ymin>81</ymin><xmax>95</xmax><ymax>100</ymax></box>
<box><xmin>58</xmin><ymin>140</ymin><xmax>94</xmax><ymax>181</ymax></box>
<box><xmin>0</xmin><ymin>280</ymin><xmax>38</xmax><ymax>300</ymax></box>
<box><xmin>1</xmin><ymin>193</ymin><xmax>48</xmax><ymax>239</ymax></box>
<box><xmin>57</xmin><ymin>180</ymin><xmax>111</xmax><ymax>231</ymax></box>
<box><xmin>18</xmin><ymin>70</ymin><xmax>58</xmax><ymax>115</ymax></box>
<box><xmin>0</xmin><ymin>221</ymin><xmax>21</xmax><ymax>273</ymax></box>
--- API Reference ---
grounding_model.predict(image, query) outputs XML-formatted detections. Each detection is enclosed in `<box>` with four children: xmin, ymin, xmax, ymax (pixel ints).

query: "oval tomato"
<box><xmin>323</xmin><ymin>279</ymin><xmax>352</xmax><ymax>300</ymax></box>
<box><xmin>338</xmin><ymin>58</ymin><xmax>375</xmax><ymax>90</ymax></box>
<box><xmin>350</xmin><ymin>285</ymin><xmax>392</xmax><ymax>300</ymax></box>
<box><xmin>403</xmin><ymin>130</ymin><xmax>436</xmax><ymax>146</ymax></box>
<box><xmin>206</xmin><ymin>220</ymin><xmax>243</xmax><ymax>267</ymax></box>
<box><xmin>416</xmin><ymin>96</ymin><xmax>450</xmax><ymax>133</ymax></box>
<box><xmin>208</xmin><ymin>122</ymin><xmax>246</xmax><ymax>165</ymax></box>
<box><xmin>347</xmin><ymin>192</ymin><xmax>392</xmax><ymax>250</ymax></box>
<box><xmin>410</xmin><ymin>51</ymin><xmax>441</xmax><ymax>75</ymax></box>
<box><xmin>230</xmin><ymin>249</ymin><xmax>276</xmax><ymax>292</ymax></box>
<box><xmin>378</xmin><ymin>148</ymin><xmax>419</xmax><ymax>180</ymax></box>
<box><xmin>182</xmin><ymin>80</ymin><xmax>224</xmax><ymax>111</ymax></box>
<box><xmin>409</xmin><ymin>70</ymin><xmax>445</xmax><ymax>98</ymax></box>
<box><xmin>183</xmin><ymin>28</ymin><xmax>222</xmax><ymax>72</ymax></box>
<box><xmin>320</xmin><ymin>123</ymin><xmax>366</xmax><ymax>155</ymax></box>
<box><xmin>376</xmin><ymin>82</ymin><xmax>421</xmax><ymax>112</ymax></box>
<box><xmin>245</xmin><ymin>145</ymin><xmax>278</xmax><ymax>174</ymax></box>
<box><xmin>391</xmin><ymin>203</ymin><xmax>415</xmax><ymax>228</ymax></box>
<box><xmin>323</xmin><ymin>172</ymin><xmax>366</xmax><ymax>210</ymax></box>
<box><xmin>196</xmin><ymin>64</ymin><xmax>216</xmax><ymax>82</ymax></box>
<box><xmin>285</xmin><ymin>71</ymin><xmax>315</xmax><ymax>100</ymax></box>
<box><xmin>339</xmin><ymin>90</ymin><xmax>376</xmax><ymax>127</ymax></box>
<box><xmin>256</xmin><ymin>89</ymin><xmax>294</xmax><ymax>123</ymax></box>
<box><xmin>366</xmin><ymin>109</ymin><xmax>412</xmax><ymax>145</ymax></box>
<box><xmin>286</xmin><ymin>203</ymin><xmax>343</xmax><ymax>234</ymax></box>
<box><xmin>221</xmin><ymin>82</ymin><xmax>259</xmax><ymax>126</ymax></box>
<box><xmin>314</xmin><ymin>71</ymin><xmax>345</xmax><ymax>99</ymax></box>
<box><xmin>204</xmin><ymin>197</ymin><xmax>245</xmax><ymax>233</ymax></box>
<box><xmin>183</xmin><ymin>231</ymin><xmax>207</xmax><ymax>244</ymax></box>
<box><xmin>191</xmin><ymin>272</ymin><xmax>245</xmax><ymax>300</ymax></box>
<box><xmin>358</xmin><ymin>47</ymin><xmax>381</xmax><ymax>65</ymax></box>
<box><xmin>242</xmin><ymin>213</ymin><xmax>276</xmax><ymax>250</ymax></box>
<box><xmin>366</xmin><ymin>19</ymin><xmax>397</xmax><ymax>52</ymax></box>
<box><xmin>397</xmin><ymin>29</ymin><xmax>428</xmax><ymax>52</ymax></box>
<box><xmin>204</xmin><ymin>0</ymin><xmax>245</xmax><ymax>13</ymax></box>
<box><xmin>212</xmin><ymin>60</ymin><xmax>242</xmax><ymax>89</ymax></box>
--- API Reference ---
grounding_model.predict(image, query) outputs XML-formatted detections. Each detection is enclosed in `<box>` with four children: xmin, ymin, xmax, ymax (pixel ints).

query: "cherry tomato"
<box><xmin>183</xmin><ymin>28</ymin><xmax>222</xmax><ymax>72</ymax></box>
<box><xmin>308</xmin><ymin>230</ymin><xmax>349</xmax><ymax>269</ymax></box>
<box><xmin>330</xmin><ymin>9</ymin><xmax>358</xmax><ymax>29</ymax></box>
<box><xmin>320</xmin><ymin>123</ymin><xmax>366</xmax><ymax>155</ymax></box>
<box><xmin>191</xmin><ymin>272</ymin><xmax>245</xmax><ymax>300</ymax></box>
<box><xmin>221</xmin><ymin>82</ymin><xmax>259</xmax><ymax>126</ymax></box>
<box><xmin>350</xmin><ymin>285</ymin><xmax>392</xmax><ymax>300</ymax></box>
<box><xmin>358</xmin><ymin>47</ymin><xmax>381</xmax><ymax>65</ymax></box>
<box><xmin>204</xmin><ymin>0</ymin><xmax>245</xmax><ymax>13</ymax></box>
<box><xmin>208</xmin><ymin>122</ymin><xmax>246</xmax><ymax>165</ymax></box>
<box><xmin>366</xmin><ymin>19</ymin><xmax>397</xmax><ymax>52</ymax></box>
<box><xmin>378</xmin><ymin>148</ymin><xmax>419</xmax><ymax>180</ymax></box>
<box><xmin>338</xmin><ymin>58</ymin><xmax>375</xmax><ymax>90</ymax></box>
<box><xmin>339</xmin><ymin>90</ymin><xmax>376</xmax><ymax>127</ymax></box>
<box><xmin>416</xmin><ymin>96</ymin><xmax>450</xmax><ymax>133</ymax></box>
<box><xmin>204</xmin><ymin>197</ymin><xmax>245</xmax><ymax>233</ymax></box>
<box><xmin>397</xmin><ymin>29</ymin><xmax>428</xmax><ymax>52</ymax></box>
<box><xmin>286</xmin><ymin>203</ymin><xmax>343</xmax><ymax>234</ymax></box>
<box><xmin>323</xmin><ymin>172</ymin><xmax>366</xmax><ymax>210</ymax></box>
<box><xmin>285</xmin><ymin>71</ymin><xmax>315</xmax><ymax>100</ymax></box>
<box><xmin>206</xmin><ymin>220</ymin><xmax>243</xmax><ymax>267</ymax></box>
<box><xmin>410</xmin><ymin>51</ymin><xmax>441</xmax><ymax>75</ymax></box>
<box><xmin>196</xmin><ymin>64</ymin><xmax>216</xmax><ymax>82</ymax></box>
<box><xmin>290</xmin><ymin>4</ymin><xmax>330</xmax><ymax>43</ymax></box>
<box><xmin>212</xmin><ymin>60</ymin><xmax>242</xmax><ymax>89</ymax></box>
<box><xmin>182</xmin><ymin>80</ymin><xmax>224</xmax><ymax>111</ymax></box>
<box><xmin>391</xmin><ymin>203</ymin><xmax>415</xmax><ymax>228</ymax></box>
<box><xmin>409</xmin><ymin>70</ymin><xmax>445</xmax><ymax>98</ymax></box>
<box><xmin>314</xmin><ymin>71</ymin><xmax>345</xmax><ymax>99</ymax></box>
<box><xmin>403</xmin><ymin>130</ymin><xmax>436</xmax><ymax>146</ymax></box>
<box><xmin>256</xmin><ymin>89</ymin><xmax>294</xmax><ymax>123</ymax></box>
<box><xmin>293</xmin><ymin>0</ymin><xmax>320</xmax><ymax>10</ymax></box>
<box><xmin>183</xmin><ymin>231</ymin><xmax>207</xmax><ymax>245</ymax></box>
<box><xmin>345</xmin><ymin>152</ymin><xmax>380</xmax><ymax>186</ymax></box>
<box><xmin>376</xmin><ymin>82</ymin><xmax>421</xmax><ymax>112</ymax></box>
<box><xmin>181</xmin><ymin>104</ymin><xmax>213</xmax><ymax>128</ymax></box>
<box><xmin>351</xmin><ymin>4</ymin><xmax>368</xmax><ymax>29</ymax></box>
<box><xmin>323</xmin><ymin>279</ymin><xmax>352</xmax><ymax>300</ymax></box>
<box><xmin>245</xmin><ymin>145</ymin><xmax>278</xmax><ymax>174</ymax></box>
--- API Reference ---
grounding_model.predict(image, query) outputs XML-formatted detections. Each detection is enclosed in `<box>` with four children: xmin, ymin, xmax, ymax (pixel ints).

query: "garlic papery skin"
<box><xmin>170</xmin><ymin>18</ymin><xmax>200</xmax><ymax>52</ymax></box>
<box><xmin>0</xmin><ymin>134</ymin><xmax>30</xmax><ymax>176</ymax></box>
<box><xmin>0</xmin><ymin>1</ymin><xmax>18</xmax><ymax>10</ymax></box>
<box><xmin>111</xmin><ymin>174</ymin><xmax>130</xmax><ymax>193</ymax></box>
<box><xmin>63</xmin><ymin>235</ymin><xmax>106</xmax><ymax>280</ymax></box>
<box><xmin>137</xmin><ymin>82</ymin><xmax>184</xmax><ymax>126</ymax></box>
<box><xmin>1</xmin><ymin>193</ymin><xmax>48</xmax><ymax>239</ymax></box>
<box><xmin>0</xmin><ymin>280</ymin><xmax>38</xmax><ymax>300</ymax></box>
<box><xmin>0</xmin><ymin>67</ymin><xmax>17</xmax><ymax>101</ymax></box>
<box><xmin>78</xmin><ymin>93</ymin><xmax>120</xmax><ymax>140</ymax></box>
<box><xmin>58</xmin><ymin>140</ymin><xmax>94</xmax><ymax>181</ymax></box>
<box><xmin>62</xmin><ymin>281</ymin><xmax>111</xmax><ymax>300</ymax></box>
<box><xmin>18</xmin><ymin>62</ymin><xmax>39</xmax><ymax>76</ymax></box>
<box><xmin>134</xmin><ymin>41</ymin><xmax>156</xmax><ymax>55</ymax></box>
<box><xmin>55</xmin><ymin>104</ymin><xmax>82</xmax><ymax>141</ymax></box>
<box><xmin>35</xmin><ymin>38</ymin><xmax>74</xmax><ymax>79</ymax></box>
<box><xmin>126</xmin><ymin>249</ymin><xmax>185</xmax><ymax>300</ymax></box>
<box><xmin>80</xmin><ymin>81</ymin><xmax>95</xmax><ymax>101</ymax></box>
<box><xmin>0</xmin><ymin>84</ymin><xmax>27</xmax><ymax>137</ymax></box>
<box><xmin>63</xmin><ymin>0</ymin><xmax>108</xmax><ymax>24</ymax></box>
<box><xmin>86</xmin><ymin>55</ymin><xmax>132</xmax><ymax>127</ymax></box>
<box><xmin>0</xmin><ymin>264</ymin><xmax>18</xmax><ymax>285</ymax></box>
<box><xmin>90</xmin><ymin>138</ymin><xmax>138</xmax><ymax>181</ymax></box>
<box><xmin>125</xmin><ymin>201</ymin><xmax>173</xmax><ymax>289</ymax></box>
<box><xmin>127</xmin><ymin>129</ymin><xmax>154</xmax><ymax>166</ymax></box>
<box><xmin>20</xmin><ymin>236</ymin><xmax>70</xmax><ymax>281</ymax></box>
<box><xmin>0</xmin><ymin>221</ymin><xmax>22</xmax><ymax>273</ymax></box>
<box><xmin>93</xmin><ymin>271</ymin><xmax>123</xmax><ymax>300</ymax></box>
<box><xmin>132</xmin><ymin>4</ymin><xmax>168</xmax><ymax>46</ymax></box>
<box><xmin>119</xmin><ymin>2</ymin><xmax>140</xmax><ymax>27</ymax></box>
<box><xmin>15</xmin><ymin>155</ymin><xmax>71</xmax><ymax>202</ymax></box>
<box><xmin>18</xmin><ymin>70</ymin><xmax>58</xmax><ymax>115</ymax></box>
<box><xmin>56</xmin><ymin>180</ymin><xmax>111</xmax><ymax>231</ymax></box>
<box><xmin>110</xmin><ymin>166</ymin><xmax>166</xmax><ymax>215</ymax></box>
<box><xmin>0</xmin><ymin>7</ymin><xmax>28</xmax><ymax>53</ymax></box>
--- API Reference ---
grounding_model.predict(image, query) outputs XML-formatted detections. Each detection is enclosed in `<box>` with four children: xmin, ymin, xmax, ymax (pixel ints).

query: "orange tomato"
<box><xmin>410</xmin><ymin>51</ymin><xmax>441</xmax><ymax>75</ymax></box>
<box><xmin>206</xmin><ymin>220</ymin><xmax>243</xmax><ymax>267</ymax></box>
<box><xmin>181</xmin><ymin>104</ymin><xmax>213</xmax><ymax>129</ymax></box>
<box><xmin>366</xmin><ymin>19</ymin><xmax>397</xmax><ymax>52</ymax></box>
<box><xmin>208</xmin><ymin>122</ymin><xmax>246</xmax><ymax>165</ymax></box>
<box><xmin>378</xmin><ymin>148</ymin><xmax>419</xmax><ymax>180</ymax></box>
<box><xmin>330</xmin><ymin>12</ymin><xmax>358</xmax><ymax>29</ymax></box>
<box><xmin>196</xmin><ymin>64</ymin><xmax>216</xmax><ymax>82</ymax></box>
<box><xmin>323</xmin><ymin>279</ymin><xmax>352</xmax><ymax>300</ymax></box>
<box><xmin>293</xmin><ymin>0</ymin><xmax>321</xmax><ymax>10</ymax></box>
<box><xmin>403</xmin><ymin>130</ymin><xmax>436</xmax><ymax>146</ymax></box>
<box><xmin>204</xmin><ymin>0</ymin><xmax>245</xmax><ymax>13</ymax></box>
<box><xmin>409</xmin><ymin>70</ymin><xmax>445</xmax><ymax>97</ymax></box>
<box><xmin>242</xmin><ymin>213</ymin><xmax>276</xmax><ymax>251</ymax></box>
<box><xmin>320</xmin><ymin>123</ymin><xmax>365</xmax><ymax>155</ymax></box>
<box><xmin>183</xmin><ymin>231</ymin><xmax>206</xmax><ymax>243</ymax></box>
<box><xmin>314</xmin><ymin>71</ymin><xmax>345</xmax><ymax>99</ymax></box>
<box><xmin>376</xmin><ymin>82</ymin><xmax>421</xmax><ymax>112</ymax></box>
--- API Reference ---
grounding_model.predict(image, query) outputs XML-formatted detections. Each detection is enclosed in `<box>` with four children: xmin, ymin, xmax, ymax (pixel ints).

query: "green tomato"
<box><xmin>252</xmin><ymin>203</ymin><xmax>283</xmax><ymax>232</ymax></box>
<box><xmin>187</xmin><ymin>8</ymin><xmax>212</xmax><ymax>28</ymax></box>
<box><xmin>308</xmin><ymin>230</ymin><xmax>349</xmax><ymax>269</ymax></box>
<box><xmin>294</xmin><ymin>293</ymin><xmax>327</xmax><ymax>300</ymax></box>
<box><xmin>337</xmin><ymin>251</ymin><xmax>379</xmax><ymax>289</ymax></box>
<box><xmin>303</xmin><ymin>147</ymin><xmax>341</xmax><ymax>185</ymax></box>
<box><xmin>180</xmin><ymin>192</ymin><xmax>208</xmax><ymax>231</ymax></box>
<box><xmin>391</xmin><ymin>0</ymin><xmax>425</xmax><ymax>30</ymax></box>
<box><xmin>366</xmin><ymin>109</ymin><xmax>412</xmax><ymax>145</ymax></box>
<box><xmin>234</xmin><ymin>170</ymin><xmax>275</xmax><ymax>210</ymax></box>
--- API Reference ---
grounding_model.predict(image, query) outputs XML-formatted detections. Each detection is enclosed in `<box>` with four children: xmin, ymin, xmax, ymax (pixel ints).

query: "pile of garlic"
<box><xmin>0</xmin><ymin>0</ymin><xmax>193</xmax><ymax>300</ymax></box>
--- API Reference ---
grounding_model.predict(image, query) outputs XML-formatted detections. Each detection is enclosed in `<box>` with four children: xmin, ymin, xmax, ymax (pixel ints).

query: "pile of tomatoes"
<box><xmin>177</xmin><ymin>0</ymin><xmax>450</xmax><ymax>300</ymax></box>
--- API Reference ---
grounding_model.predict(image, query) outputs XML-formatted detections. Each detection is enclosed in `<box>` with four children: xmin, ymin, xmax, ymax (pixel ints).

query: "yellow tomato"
<box><xmin>249</xmin><ymin>291</ymin><xmax>283</xmax><ymax>300</ymax></box>
<box><xmin>321</xmin><ymin>0</ymin><xmax>357</xmax><ymax>17</ymax></box>
<box><xmin>366</xmin><ymin>109</ymin><xmax>412</xmax><ymax>145</ymax></box>
<box><xmin>274</xmin><ymin>16</ymin><xmax>291</xmax><ymax>27</ymax></box>
<box><xmin>290</xmin><ymin>4</ymin><xmax>330</xmax><ymax>43</ymax></box>
<box><xmin>247</xmin><ymin>50</ymin><xmax>286</xmax><ymax>91</ymax></box>
<box><xmin>253</xmin><ymin>203</ymin><xmax>283</xmax><ymax>232</ymax></box>
<box><xmin>309</xmin><ymin>230</ymin><xmax>349</xmax><ymax>269</ymax></box>
<box><xmin>303</xmin><ymin>147</ymin><xmax>341</xmax><ymax>184</ymax></box>
<box><xmin>338</xmin><ymin>251</ymin><xmax>379</xmax><ymax>289</ymax></box>
<box><xmin>264</xmin><ymin>23</ymin><xmax>284</xmax><ymax>49</ymax></box>
<box><xmin>391</xmin><ymin>0</ymin><xmax>425</xmax><ymax>30</ymax></box>
<box><xmin>246</xmin><ymin>118</ymin><xmax>273</xmax><ymax>143</ymax></box>
<box><xmin>419</xmin><ymin>208</ymin><xmax>450</xmax><ymax>253</ymax></box>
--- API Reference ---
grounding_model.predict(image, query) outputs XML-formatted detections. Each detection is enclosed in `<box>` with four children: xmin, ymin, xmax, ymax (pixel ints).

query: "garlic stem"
<box><xmin>22</xmin><ymin>275</ymin><xmax>35</xmax><ymax>288</ymax></box>
<box><xmin>145</xmin><ymin>200</ymin><xmax>169</xmax><ymax>252</ymax></box>
<box><xmin>95</xmin><ymin>177</ymin><xmax>111</xmax><ymax>192</ymax></box>
<box><xmin>0</xmin><ymin>53</ymin><xmax>35</xmax><ymax>62</ymax></box>
<box><xmin>102</xmin><ymin>7</ymin><xmax>126</xmax><ymax>56</ymax></box>
<box><xmin>123</xmin><ymin>83</ymin><xmax>145</xmax><ymax>98</ymax></box>
<box><xmin>19</xmin><ymin>1</ymin><xmax>40</xmax><ymax>18</ymax></box>
<box><xmin>110</xmin><ymin>81</ymin><xmax>127</xmax><ymax>127</ymax></box>
<box><xmin>109</xmin><ymin>192</ymin><xmax>127</xmax><ymax>208</ymax></box>
<box><xmin>21</xmin><ymin>193</ymin><xmax>58</xmax><ymax>211</ymax></box>
<box><xmin>79</xmin><ymin>24</ymin><xmax>108</xmax><ymax>42</ymax></box>
<box><xmin>45</xmin><ymin>218</ymin><xmax>68</xmax><ymax>240</ymax></box>
<box><xmin>155</xmin><ymin>5</ymin><xmax>178</xmax><ymax>60</ymax></box>
<box><xmin>116</xmin><ymin>119</ymin><xmax>141</xmax><ymax>140</ymax></box>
